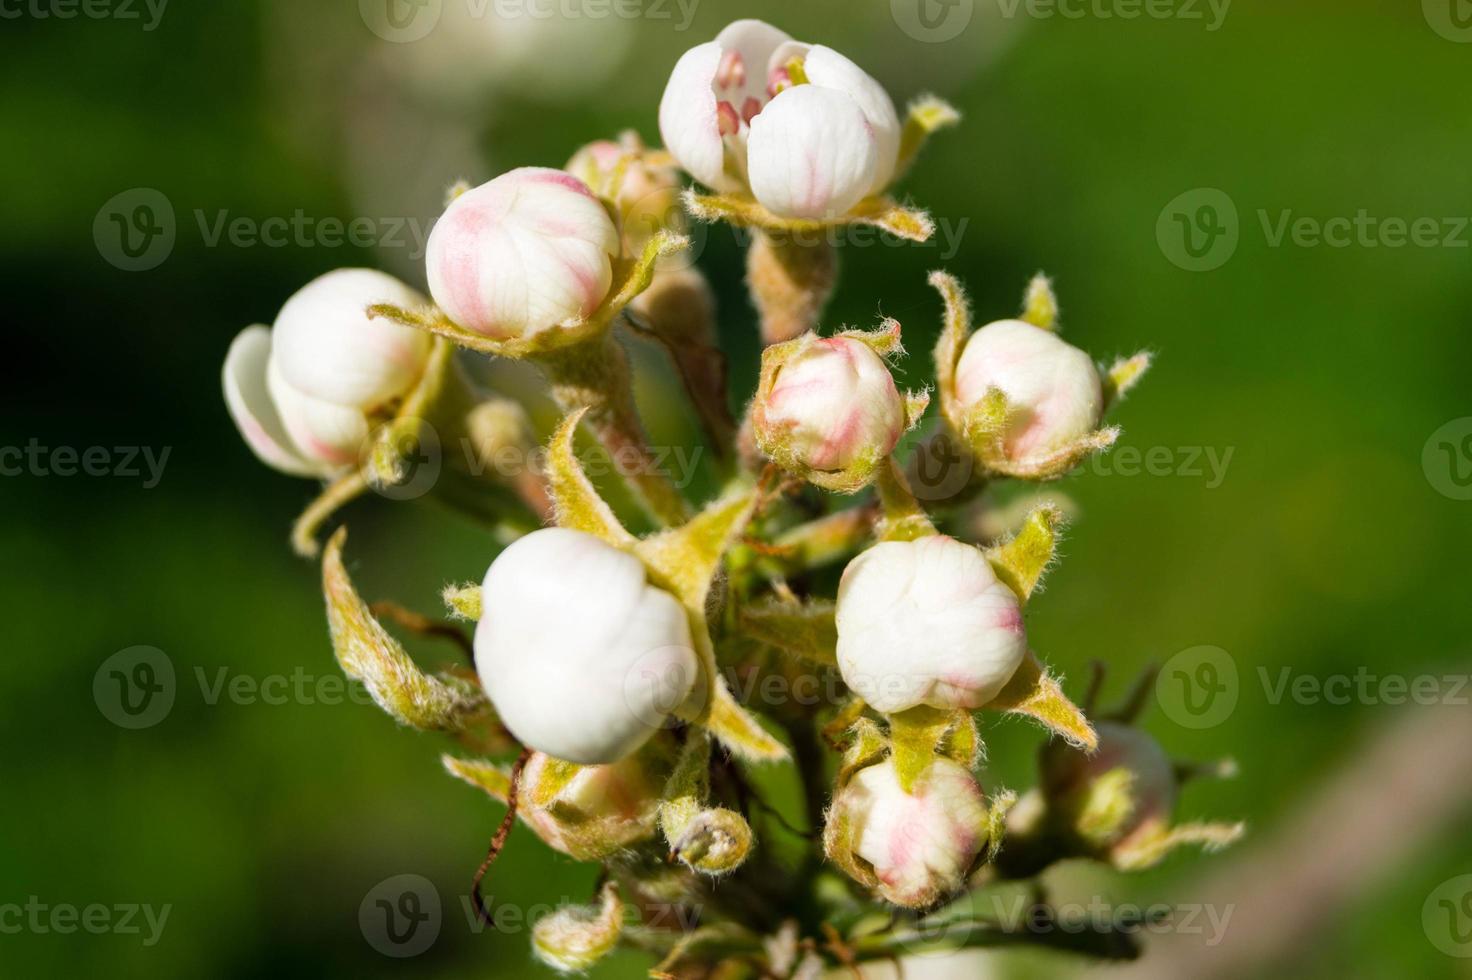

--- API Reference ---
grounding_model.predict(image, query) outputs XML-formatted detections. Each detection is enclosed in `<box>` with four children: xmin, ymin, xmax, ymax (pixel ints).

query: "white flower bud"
<box><xmin>425</xmin><ymin>167</ymin><xmax>619</xmax><ymax>340</ymax></box>
<box><xmin>836</xmin><ymin>536</ymin><xmax>1026</xmax><ymax>714</ymax></box>
<box><xmin>831</xmin><ymin>758</ymin><xmax>987</xmax><ymax>908</ymax></box>
<box><xmin>473</xmin><ymin>528</ymin><xmax>700</xmax><ymax>764</ymax></box>
<box><xmin>222</xmin><ymin>269</ymin><xmax>432</xmax><ymax>477</ymax></box>
<box><xmin>753</xmin><ymin>335</ymin><xmax>905</xmax><ymax>474</ymax></box>
<box><xmin>658</xmin><ymin>20</ymin><xmax>900</xmax><ymax>218</ymax></box>
<box><xmin>954</xmin><ymin>320</ymin><xmax>1103</xmax><ymax>463</ymax></box>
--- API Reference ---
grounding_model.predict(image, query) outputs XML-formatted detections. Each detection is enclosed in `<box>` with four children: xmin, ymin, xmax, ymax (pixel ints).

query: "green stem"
<box><xmin>540</xmin><ymin>333</ymin><xmax>690</xmax><ymax>527</ymax></box>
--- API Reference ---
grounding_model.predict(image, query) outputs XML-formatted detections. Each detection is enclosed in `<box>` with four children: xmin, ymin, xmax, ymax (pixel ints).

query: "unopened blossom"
<box><xmin>753</xmin><ymin>335</ymin><xmax>905</xmax><ymax>474</ymax></box>
<box><xmin>517</xmin><ymin>750</ymin><xmax>666</xmax><ymax>858</ymax></box>
<box><xmin>831</xmin><ymin>757</ymin><xmax>987</xmax><ymax>907</ymax></box>
<box><xmin>565</xmin><ymin>136</ymin><xmax>683</xmax><ymax>251</ymax></box>
<box><xmin>426</xmin><ymin>167</ymin><xmax>619</xmax><ymax>340</ymax></box>
<box><xmin>836</xmin><ymin>536</ymin><xmax>1027</xmax><ymax>714</ymax></box>
<box><xmin>473</xmin><ymin>527</ymin><xmax>700</xmax><ymax>765</ymax></box>
<box><xmin>658</xmin><ymin>19</ymin><xmax>901</xmax><ymax>219</ymax></box>
<box><xmin>1051</xmin><ymin>721</ymin><xmax>1176</xmax><ymax>851</ymax></box>
<box><xmin>954</xmin><ymin>319</ymin><xmax>1103</xmax><ymax>464</ymax></box>
<box><xmin>223</xmin><ymin>268</ymin><xmax>432</xmax><ymax>477</ymax></box>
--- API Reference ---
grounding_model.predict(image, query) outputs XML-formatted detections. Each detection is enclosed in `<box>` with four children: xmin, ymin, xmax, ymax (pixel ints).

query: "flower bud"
<box><xmin>836</xmin><ymin>536</ymin><xmax>1027</xmax><ymax>714</ymax></box>
<box><xmin>565</xmin><ymin>135</ymin><xmax>683</xmax><ymax>251</ymax></box>
<box><xmin>425</xmin><ymin>167</ymin><xmax>619</xmax><ymax>341</ymax></box>
<box><xmin>517</xmin><ymin>749</ymin><xmax>667</xmax><ymax>859</ymax></box>
<box><xmin>658</xmin><ymin>20</ymin><xmax>900</xmax><ymax>219</ymax></box>
<box><xmin>473</xmin><ymin>527</ymin><xmax>700</xmax><ymax>764</ymax></box>
<box><xmin>222</xmin><ymin>269</ymin><xmax>432</xmax><ymax>477</ymax></box>
<box><xmin>1048</xmin><ymin>721</ymin><xmax>1176</xmax><ymax>852</ymax></box>
<box><xmin>752</xmin><ymin>334</ymin><xmax>906</xmax><ymax>484</ymax></box>
<box><xmin>828</xmin><ymin>757</ymin><xmax>987</xmax><ymax>908</ymax></box>
<box><xmin>531</xmin><ymin>883</ymin><xmax>624</xmax><ymax>974</ymax></box>
<box><xmin>954</xmin><ymin>319</ymin><xmax>1103</xmax><ymax>464</ymax></box>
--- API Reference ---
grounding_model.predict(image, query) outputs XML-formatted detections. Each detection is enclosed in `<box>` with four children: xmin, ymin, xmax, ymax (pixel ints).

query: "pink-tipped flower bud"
<box><xmin>1050</xmin><ymin>721</ymin><xmax>1177</xmax><ymax>852</ymax></box>
<box><xmin>222</xmin><ymin>269</ymin><xmax>431</xmax><ymax>477</ymax></box>
<box><xmin>473</xmin><ymin>528</ymin><xmax>700</xmax><ymax>765</ymax></box>
<box><xmin>954</xmin><ymin>320</ymin><xmax>1103</xmax><ymax>463</ymax></box>
<box><xmin>830</xmin><ymin>757</ymin><xmax>987</xmax><ymax>908</ymax></box>
<box><xmin>752</xmin><ymin>335</ymin><xmax>905</xmax><ymax>477</ymax></box>
<box><xmin>658</xmin><ymin>20</ymin><xmax>900</xmax><ymax>219</ymax></box>
<box><xmin>565</xmin><ymin>136</ymin><xmax>683</xmax><ymax>251</ymax></box>
<box><xmin>426</xmin><ymin>167</ymin><xmax>619</xmax><ymax>341</ymax></box>
<box><xmin>836</xmin><ymin>536</ymin><xmax>1027</xmax><ymax>714</ymax></box>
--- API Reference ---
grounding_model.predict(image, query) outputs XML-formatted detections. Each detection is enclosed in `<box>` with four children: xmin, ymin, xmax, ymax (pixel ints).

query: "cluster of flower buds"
<box><xmin>221</xmin><ymin>17</ymin><xmax>1241</xmax><ymax>977</ymax></box>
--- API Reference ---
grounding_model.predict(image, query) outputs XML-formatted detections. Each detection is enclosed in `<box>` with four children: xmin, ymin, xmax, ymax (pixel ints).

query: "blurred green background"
<box><xmin>4</xmin><ymin>0</ymin><xmax>1471</xmax><ymax>976</ymax></box>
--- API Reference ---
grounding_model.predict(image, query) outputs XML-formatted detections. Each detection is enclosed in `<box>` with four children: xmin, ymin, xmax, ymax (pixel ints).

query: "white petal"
<box><xmin>658</xmin><ymin>41</ymin><xmax>733</xmax><ymax>191</ymax></box>
<box><xmin>267</xmin><ymin>356</ymin><xmax>368</xmax><ymax>471</ymax></box>
<box><xmin>747</xmin><ymin>85</ymin><xmax>879</xmax><ymax>220</ymax></box>
<box><xmin>221</xmin><ymin>326</ymin><xmax>322</xmax><ymax>478</ymax></box>
<box><xmin>801</xmin><ymin>45</ymin><xmax>902</xmax><ymax>193</ymax></box>
<box><xmin>271</xmin><ymin>268</ymin><xmax>432</xmax><ymax>409</ymax></box>
<box><xmin>714</xmin><ymin>18</ymin><xmax>791</xmax><ymax>103</ymax></box>
<box><xmin>426</xmin><ymin>167</ymin><xmax>618</xmax><ymax>339</ymax></box>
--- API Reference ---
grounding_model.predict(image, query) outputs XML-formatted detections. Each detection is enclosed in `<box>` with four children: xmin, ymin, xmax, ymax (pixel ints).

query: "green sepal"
<box><xmin>321</xmin><ymin>528</ymin><xmax>485</xmax><ymax>730</ymax></box>
<box><xmin>984</xmin><ymin>504</ymin><xmax>1065</xmax><ymax>603</ymax></box>
<box><xmin>886</xmin><ymin>704</ymin><xmax>957</xmax><ymax>793</ymax></box>
<box><xmin>984</xmin><ymin>651</ymin><xmax>1097</xmax><ymax>750</ymax></box>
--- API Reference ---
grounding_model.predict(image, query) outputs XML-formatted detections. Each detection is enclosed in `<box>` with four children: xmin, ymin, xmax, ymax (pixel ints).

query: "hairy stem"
<box><xmin>746</xmin><ymin>230</ymin><xmax>837</xmax><ymax>346</ymax></box>
<box><xmin>541</xmin><ymin>333</ymin><xmax>690</xmax><ymax>526</ymax></box>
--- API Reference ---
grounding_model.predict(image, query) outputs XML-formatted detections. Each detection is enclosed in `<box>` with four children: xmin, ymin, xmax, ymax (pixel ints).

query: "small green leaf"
<box><xmin>441</xmin><ymin>583</ymin><xmax>482</xmax><ymax>622</ymax></box>
<box><xmin>1103</xmin><ymin>351</ymin><xmax>1153</xmax><ymax>409</ymax></box>
<box><xmin>442</xmin><ymin>754</ymin><xmax>512</xmax><ymax>803</ymax></box>
<box><xmin>1020</xmin><ymin>273</ymin><xmax>1059</xmax><ymax>330</ymax></box>
<box><xmin>986</xmin><ymin>651</ymin><xmax>1096</xmax><ymax>750</ymax></box>
<box><xmin>985</xmin><ymin>504</ymin><xmax>1065</xmax><ymax>603</ymax></box>
<box><xmin>545</xmin><ymin>409</ymin><xmax>637</xmax><ymax>549</ymax></box>
<box><xmin>531</xmin><ymin>883</ymin><xmax>624</xmax><ymax>974</ymax></box>
<box><xmin>322</xmin><ymin>528</ymin><xmax>485</xmax><ymax>730</ymax></box>
<box><xmin>896</xmin><ymin>95</ymin><xmax>961</xmax><ymax>178</ymax></box>
<box><xmin>1111</xmin><ymin>820</ymin><xmax>1246</xmax><ymax>872</ymax></box>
